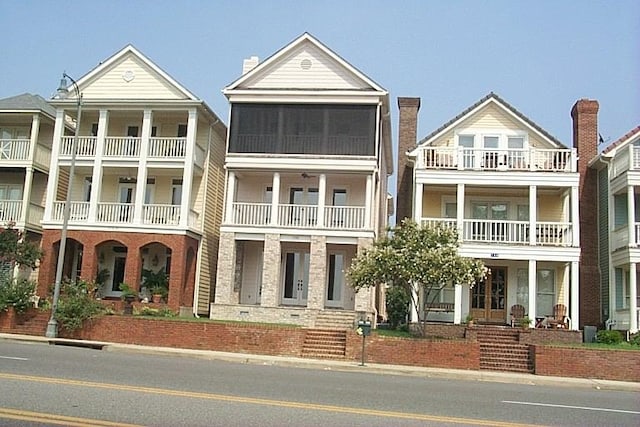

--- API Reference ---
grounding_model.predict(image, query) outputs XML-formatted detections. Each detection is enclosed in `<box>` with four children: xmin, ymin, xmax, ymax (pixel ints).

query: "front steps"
<box><xmin>301</xmin><ymin>329</ymin><xmax>347</xmax><ymax>359</ymax></box>
<box><xmin>313</xmin><ymin>310</ymin><xmax>356</xmax><ymax>330</ymax></box>
<box><xmin>477</xmin><ymin>327</ymin><xmax>533</xmax><ymax>373</ymax></box>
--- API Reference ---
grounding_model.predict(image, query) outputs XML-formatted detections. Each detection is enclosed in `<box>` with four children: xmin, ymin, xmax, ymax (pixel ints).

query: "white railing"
<box><xmin>279</xmin><ymin>204</ymin><xmax>318</xmax><ymax>227</ymax></box>
<box><xmin>143</xmin><ymin>204</ymin><xmax>180</xmax><ymax>225</ymax></box>
<box><xmin>417</xmin><ymin>146</ymin><xmax>576</xmax><ymax>172</ymax></box>
<box><xmin>148</xmin><ymin>137</ymin><xmax>186</xmax><ymax>158</ymax></box>
<box><xmin>0</xmin><ymin>200</ymin><xmax>22</xmax><ymax>223</ymax></box>
<box><xmin>0</xmin><ymin>139</ymin><xmax>30</xmax><ymax>160</ymax></box>
<box><xmin>611</xmin><ymin>145</ymin><xmax>640</xmax><ymax>178</ymax></box>
<box><xmin>463</xmin><ymin>219</ymin><xmax>530</xmax><ymax>244</ymax></box>
<box><xmin>103</xmin><ymin>137</ymin><xmax>140</xmax><ymax>157</ymax></box>
<box><xmin>97</xmin><ymin>202</ymin><xmax>133</xmax><ymax>223</ymax></box>
<box><xmin>324</xmin><ymin>206</ymin><xmax>365</xmax><ymax>229</ymax></box>
<box><xmin>52</xmin><ymin>201</ymin><xmax>90</xmax><ymax>222</ymax></box>
<box><xmin>233</xmin><ymin>202</ymin><xmax>272</xmax><ymax>226</ymax></box>
<box><xmin>60</xmin><ymin>136</ymin><xmax>96</xmax><ymax>156</ymax></box>
<box><xmin>27</xmin><ymin>203</ymin><xmax>44</xmax><ymax>226</ymax></box>
<box><xmin>421</xmin><ymin>217</ymin><xmax>457</xmax><ymax>229</ymax></box>
<box><xmin>535</xmin><ymin>222</ymin><xmax>572</xmax><ymax>246</ymax></box>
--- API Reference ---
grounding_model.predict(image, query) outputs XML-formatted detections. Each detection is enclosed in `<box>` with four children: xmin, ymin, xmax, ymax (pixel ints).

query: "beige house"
<box><xmin>37</xmin><ymin>45</ymin><xmax>226</xmax><ymax>316</ymax></box>
<box><xmin>212</xmin><ymin>33</ymin><xmax>393</xmax><ymax>327</ymax></box>
<box><xmin>0</xmin><ymin>94</ymin><xmax>60</xmax><ymax>278</ymax></box>
<box><xmin>398</xmin><ymin>93</ymin><xmax>581</xmax><ymax>330</ymax></box>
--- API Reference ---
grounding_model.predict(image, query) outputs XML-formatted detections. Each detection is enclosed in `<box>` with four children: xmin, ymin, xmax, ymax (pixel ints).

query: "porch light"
<box><xmin>46</xmin><ymin>72</ymin><xmax>83</xmax><ymax>338</ymax></box>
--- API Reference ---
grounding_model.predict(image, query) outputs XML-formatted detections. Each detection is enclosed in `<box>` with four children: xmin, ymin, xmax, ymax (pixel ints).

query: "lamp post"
<box><xmin>46</xmin><ymin>73</ymin><xmax>82</xmax><ymax>338</ymax></box>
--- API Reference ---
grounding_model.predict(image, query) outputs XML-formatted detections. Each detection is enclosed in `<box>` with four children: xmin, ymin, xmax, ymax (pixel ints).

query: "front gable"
<box><xmin>67</xmin><ymin>46</ymin><xmax>197</xmax><ymax>101</ymax></box>
<box><xmin>409</xmin><ymin>93</ymin><xmax>564</xmax><ymax>156</ymax></box>
<box><xmin>226</xmin><ymin>33</ymin><xmax>385</xmax><ymax>93</ymax></box>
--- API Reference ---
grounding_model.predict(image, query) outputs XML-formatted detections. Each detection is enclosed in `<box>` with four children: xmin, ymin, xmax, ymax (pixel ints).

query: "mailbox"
<box><xmin>357</xmin><ymin>320</ymin><xmax>371</xmax><ymax>336</ymax></box>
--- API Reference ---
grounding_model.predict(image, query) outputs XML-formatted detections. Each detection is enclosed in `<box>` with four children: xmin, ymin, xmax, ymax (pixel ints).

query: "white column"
<box><xmin>317</xmin><ymin>174</ymin><xmax>326</xmax><ymax>227</ymax></box>
<box><xmin>365</xmin><ymin>174</ymin><xmax>373</xmax><ymax>228</ymax></box>
<box><xmin>28</xmin><ymin>113</ymin><xmax>40</xmax><ymax>161</ymax></box>
<box><xmin>414</xmin><ymin>183</ymin><xmax>423</xmax><ymax>223</ymax></box>
<box><xmin>410</xmin><ymin>283</ymin><xmax>418</xmax><ymax>323</ymax></box>
<box><xmin>456</xmin><ymin>183</ymin><xmax>465</xmax><ymax>238</ymax></box>
<box><xmin>570</xmin><ymin>261</ymin><xmax>579</xmax><ymax>330</ymax></box>
<box><xmin>571</xmin><ymin>185</ymin><xmax>580</xmax><ymax>247</ymax></box>
<box><xmin>628</xmin><ymin>185</ymin><xmax>636</xmax><ymax>246</ymax></box>
<box><xmin>224</xmin><ymin>171</ymin><xmax>236</xmax><ymax>224</ymax></box>
<box><xmin>453</xmin><ymin>283</ymin><xmax>462</xmax><ymax>324</ymax></box>
<box><xmin>529</xmin><ymin>185</ymin><xmax>537</xmax><ymax>245</ymax></box>
<box><xmin>88</xmin><ymin>110</ymin><xmax>108</xmax><ymax>222</ymax></box>
<box><xmin>270</xmin><ymin>172</ymin><xmax>280</xmax><ymax>226</ymax></box>
<box><xmin>21</xmin><ymin>167</ymin><xmax>34</xmax><ymax>225</ymax></box>
<box><xmin>528</xmin><ymin>259</ymin><xmax>537</xmax><ymax>320</ymax></box>
<box><xmin>134</xmin><ymin>109</ymin><xmax>152</xmax><ymax>224</ymax></box>
<box><xmin>180</xmin><ymin>109</ymin><xmax>197</xmax><ymax>227</ymax></box>
<box><xmin>43</xmin><ymin>109</ymin><xmax>66</xmax><ymax>222</ymax></box>
<box><xmin>630</xmin><ymin>262</ymin><xmax>638</xmax><ymax>333</ymax></box>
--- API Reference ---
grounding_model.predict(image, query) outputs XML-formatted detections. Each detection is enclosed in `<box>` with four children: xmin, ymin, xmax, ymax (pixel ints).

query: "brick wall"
<box><xmin>571</xmin><ymin>99</ymin><xmax>601</xmax><ymax>328</ymax></box>
<box><xmin>534</xmin><ymin>345</ymin><xmax>640</xmax><ymax>382</ymax></box>
<box><xmin>396</xmin><ymin>97</ymin><xmax>421</xmax><ymax>224</ymax></box>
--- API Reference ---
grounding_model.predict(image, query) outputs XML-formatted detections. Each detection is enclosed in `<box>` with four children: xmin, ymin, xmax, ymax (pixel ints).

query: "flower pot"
<box><xmin>152</xmin><ymin>294</ymin><xmax>162</xmax><ymax>304</ymax></box>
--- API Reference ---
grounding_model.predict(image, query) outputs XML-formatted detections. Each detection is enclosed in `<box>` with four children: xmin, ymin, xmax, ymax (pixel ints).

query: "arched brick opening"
<box><xmin>36</xmin><ymin>232</ymin><xmax>83</xmax><ymax>297</ymax></box>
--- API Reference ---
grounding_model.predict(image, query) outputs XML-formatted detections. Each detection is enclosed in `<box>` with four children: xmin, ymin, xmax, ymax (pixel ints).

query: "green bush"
<box><xmin>595</xmin><ymin>329</ymin><xmax>623</xmax><ymax>345</ymax></box>
<box><xmin>385</xmin><ymin>286</ymin><xmax>410</xmax><ymax>329</ymax></box>
<box><xmin>0</xmin><ymin>276</ymin><xmax>36</xmax><ymax>314</ymax></box>
<box><xmin>135</xmin><ymin>306</ymin><xmax>176</xmax><ymax>317</ymax></box>
<box><xmin>629</xmin><ymin>332</ymin><xmax>640</xmax><ymax>346</ymax></box>
<box><xmin>55</xmin><ymin>280</ymin><xmax>105</xmax><ymax>332</ymax></box>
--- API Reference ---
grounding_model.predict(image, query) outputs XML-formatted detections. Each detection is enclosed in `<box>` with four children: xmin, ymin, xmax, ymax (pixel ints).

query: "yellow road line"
<box><xmin>0</xmin><ymin>372</ymin><xmax>544</xmax><ymax>426</ymax></box>
<box><xmin>0</xmin><ymin>407</ymin><xmax>142</xmax><ymax>427</ymax></box>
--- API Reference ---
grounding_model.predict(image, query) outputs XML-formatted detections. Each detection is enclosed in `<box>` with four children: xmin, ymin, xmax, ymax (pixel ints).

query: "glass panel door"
<box><xmin>282</xmin><ymin>251</ymin><xmax>309</xmax><ymax>306</ymax></box>
<box><xmin>470</xmin><ymin>266</ymin><xmax>507</xmax><ymax>323</ymax></box>
<box><xmin>326</xmin><ymin>253</ymin><xmax>344</xmax><ymax>308</ymax></box>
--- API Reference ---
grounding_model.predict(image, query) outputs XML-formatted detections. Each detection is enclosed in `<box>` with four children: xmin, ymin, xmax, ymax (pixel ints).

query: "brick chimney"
<box><xmin>571</xmin><ymin>99</ymin><xmax>600</xmax><ymax>328</ymax></box>
<box><xmin>396</xmin><ymin>97</ymin><xmax>421</xmax><ymax>224</ymax></box>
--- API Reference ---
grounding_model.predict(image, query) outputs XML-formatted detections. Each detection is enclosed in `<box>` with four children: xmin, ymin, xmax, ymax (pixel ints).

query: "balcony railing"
<box><xmin>611</xmin><ymin>145</ymin><xmax>640</xmax><ymax>178</ymax></box>
<box><xmin>52</xmin><ymin>201</ymin><xmax>90</xmax><ymax>222</ymax></box>
<box><xmin>60</xmin><ymin>136</ymin><xmax>97</xmax><ymax>157</ymax></box>
<box><xmin>0</xmin><ymin>139</ymin><xmax>30</xmax><ymax>160</ymax></box>
<box><xmin>416</xmin><ymin>147</ymin><xmax>576</xmax><ymax>172</ymax></box>
<box><xmin>103</xmin><ymin>137</ymin><xmax>140</xmax><ymax>157</ymax></box>
<box><xmin>230</xmin><ymin>202</ymin><xmax>367</xmax><ymax>230</ymax></box>
<box><xmin>143</xmin><ymin>204</ymin><xmax>180</xmax><ymax>225</ymax></box>
<box><xmin>97</xmin><ymin>203</ymin><xmax>134</xmax><ymax>223</ymax></box>
<box><xmin>420</xmin><ymin>217</ymin><xmax>572</xmax><ymax>246</ymax></box>
<box><xmin>148</xmin><ymin>137</ymin><xmax>186</xmax><ymax>158</ymax></box>
<box><xmin>0</xmin><ymin>200</ymin><xmax>22</xmax><ymax>223</ymax></box>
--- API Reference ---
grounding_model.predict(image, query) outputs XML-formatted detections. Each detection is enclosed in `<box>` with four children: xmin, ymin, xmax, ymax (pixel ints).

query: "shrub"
<box><xmin>135</xmin><ymin>306</ymin><xmax>176</xmax><ymax>318</ymax></box>
<box><xmin>385</xmin><ymin>286</ymin><xmax>409</xmax><ymax>329</ymax></box>
<box><xmin>629</xmin><ymin>332</ymin><xmax>640</xmax><ymax>346</ymax></box>
<box><xmin>595</xmin><ymin>329</ymin><xmax>623</xmax><ymax>345</ymax></box>
<box><xmin>0</xmin><ymin>276</ymin><xmax>37</xmax><ymax>314</ymax></box>
<box><xmin>55</xmin><ymin>280</ymin><xmax>105</xmax><ymax>332</ymax></box>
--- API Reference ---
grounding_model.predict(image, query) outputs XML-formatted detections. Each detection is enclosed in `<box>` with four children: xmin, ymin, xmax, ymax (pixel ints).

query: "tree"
<box><xmin>0</xmin><ymin>225</ymin><xmax>43</xmax><ymax>272</ymax></box>
<box><xmin>347</xmin><ymin>220</ymin><xmax>486</xmax><ymax>335</ymax></box>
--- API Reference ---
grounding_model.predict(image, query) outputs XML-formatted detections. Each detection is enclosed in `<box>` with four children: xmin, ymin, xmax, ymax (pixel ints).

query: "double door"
<box><xmin>282</xmin><ymin>251</ymin><xmax>309</xmax><ymax>305</ymax></box>
<box><xmin>470</xmin><ymin>266</ymin><xmax>507</xmax><ymax>323</ymax></box>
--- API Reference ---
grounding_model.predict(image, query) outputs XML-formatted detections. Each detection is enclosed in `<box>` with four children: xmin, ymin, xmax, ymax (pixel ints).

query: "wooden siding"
<box><xmin>239</xmin><ymin>42</ymin><xmax>371</xmax><ymax>90</ymax></box>
<box><xmin>196</xmin><ymin>125</ymin><xmax>226</xmax><ymax>315</ymax></box>
<box><xmin>537</xmin><ymin>194</ymin><xmax>564</xmax><ymax>221</ymax></box>
<box><xmin>81</xmin><ymin>55</ymin><xmax>187</xmax><ymax>100</ymax></box>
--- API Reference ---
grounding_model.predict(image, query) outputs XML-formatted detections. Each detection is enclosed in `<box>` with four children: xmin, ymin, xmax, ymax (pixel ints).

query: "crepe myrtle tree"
<box><xmin>0</xmin><ymin>224</ymin><xmax>42</xmax><ymax>273</ymax></box>
<box><xmin>347</xmin><ymin>220</ymin><xmax>486</xmax><ymax>336</ymax></box>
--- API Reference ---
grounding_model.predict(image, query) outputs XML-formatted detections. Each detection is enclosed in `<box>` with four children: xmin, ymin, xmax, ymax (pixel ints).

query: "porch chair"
<box><xmin>546</xmin><ymin>303</ymin><xmax>569</xmax><ymax>329</ymax></box>
<box><xmin>510</xmin><ymin>304</ymin><xmax>526</xmax><ymax>327</ymax></box>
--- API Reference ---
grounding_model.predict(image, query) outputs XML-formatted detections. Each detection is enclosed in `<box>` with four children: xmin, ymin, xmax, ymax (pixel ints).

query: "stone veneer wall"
<box><xmin>209</xmin><ymin>304</ymin><xmax>319</xmax><ymax>327</ymax></box>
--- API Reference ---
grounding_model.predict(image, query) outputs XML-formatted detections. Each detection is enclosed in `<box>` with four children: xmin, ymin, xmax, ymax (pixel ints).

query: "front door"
<box><xmin>470</xmin><ymin>266</ymin><xmax>507</xmax><ymax>323</ymax></box>
<box><xmin>111</xmin><ymin>254</ymin><xmax>127</xmax><ymax>295</ymax></box>
<box><xmin>118</xmin><ymin>183</ymin><xmax>135</xmax><ymax>222</ymax></box>
<box><xmin>325</xmin><ymin>252</ymin><xmax>345</xmax><ymax>308</ymax></box>
<box><xmin>282</xmin><ymin>251</ymin><xmax>309</xmax><ymax>306</ymax></box>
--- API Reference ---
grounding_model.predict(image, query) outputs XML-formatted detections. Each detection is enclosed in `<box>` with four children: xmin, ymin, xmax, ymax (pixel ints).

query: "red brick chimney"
<box><xmin>396</xmin><ymin>97</ymin><xmax>421</xmax><ymax>224</ymax></box>
<box><xmin>571</xmin><ymin>99</ymin><xmax>600</xmax><ymax>328</ymax></box>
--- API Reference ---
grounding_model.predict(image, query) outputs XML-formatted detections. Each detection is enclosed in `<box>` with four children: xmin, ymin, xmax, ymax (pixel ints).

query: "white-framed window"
<box><xmin>516</xmin><ymin>268</ymin><xmax>529</xmax><ymax>311</ymax></box>
<box><xmin>171</xmin><ymin>179</ymin><xmax>183</xmax><ymax>206</ymax></box>
<box><xmin>444</xmin><ymin>202</ymin><xmax>457</xmax><ymax>219</ymax></box>
<box><xmin>536</xmin><ymin>269</ymin><xmax>556</xmax><ymax>317</ymax></box>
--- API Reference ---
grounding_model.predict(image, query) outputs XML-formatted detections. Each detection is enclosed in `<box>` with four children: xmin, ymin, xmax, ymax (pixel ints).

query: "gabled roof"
<box><xmin>0</xmin><ymin>93</ymin><xmax>56</xmax><ymax>118</ymax></box>
<box><xmin>411</xmin><ymin>92</ymin><xmax>564</xmax><ymax>154</ymax></box>
<box><xmin>58</xmin><ymin>44</ymin><xmax>199</xmax><ymax>101</ymax></box>
<box><xmin>602</xmin><ymin>125</ymin><xmax>640</xmax><ymax>155</ymax></box>
<box><xmin>224</xmin><ymin>32</ymin><xmax>386</xmax><ymax>93</ymax></box>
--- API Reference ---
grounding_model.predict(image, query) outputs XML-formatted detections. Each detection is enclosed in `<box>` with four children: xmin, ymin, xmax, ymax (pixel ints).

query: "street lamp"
<box><xmin>46</xmin><ymin>73</ymin><xmax>83</xmax><ymax>338</ymax></box>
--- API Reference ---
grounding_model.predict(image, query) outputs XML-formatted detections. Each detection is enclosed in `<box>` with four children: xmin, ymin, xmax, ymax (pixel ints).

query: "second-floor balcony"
<box><xmin>230</xmin><ymin>202</ymin><xmax>366</xmax><ymax>230</ymax></box>
<box><xmin>421</xmin><ymin>217</ymin><xmax>573</xmax><ymax>246</ymax></box>
<box><xmin>415</xmin><ymin>146</ymin><xmax>576</xmax><ymax>172</ymax></box>
<box><xmin>51</xmin><ymin>201</ymin><xmax>199</xmax><ymax>229</ymax></box>
<box><xmin>611</xmin><ymin>222</ymin><xmax>640</xmax><ymax>251</ymax></box>
<box><xmin>0</xmin><ymin>139</ymin><xmax>51</xmax><ymax>170</ymax></box>
<box><xmin>0</xmin><ymin>200</ymin><xmax>44</xmax><ymax>231</ymax></box>
<box><xmin>611</xmin><ymin>145</ymin><xmax>640</xmax><ymax>179</ymax></box>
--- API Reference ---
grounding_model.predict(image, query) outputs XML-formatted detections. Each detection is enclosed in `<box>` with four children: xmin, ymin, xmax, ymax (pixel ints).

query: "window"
<box><xmin>145</xmin><ymin>178</ymin><xmax>155</xmax><ymax>204</ymax></box>
<box><xmin>458</xmin><ymin>135</ymin><xmax>475</xmax><ymax>168</ymax></box>
<box><xmin>613</xmin><ymin>194</ymin><xmax>627</xmax><ymax>228</ymax></box>
<box><xmin>83</xmin><ymin>178</ymin><xmax>92</xmax><ymax>202</ymax></box>
<box><xmin>516</xmin><ymin>269</ymin><xmax>529</xmax><ymax>311</ymax></box>
<box><xmin>177</xmin><ymin>124</ymin><xmax>187</xmax><ymax>138</ymax></box>
<box><xmin>171</xmin><ymin>179</ymin><xmax>183</xmax><ymax>206</ymax></box>
<box><xmin>444</xmin><ymin>202</ymin><xmax>457</xmax><ymax>219</ymax></box>
<box><xmin>127</xmin><ymin>126</ymin><xmax>139</xmax><ymax>137</ymax></box>
<box><xmin>536</xmin><ymin>269</ymin><xmax>555</xmax><ymax>317</ymax></box>
<box><xmin>91</xmin><ymin>123</ymin><xmax>99</xmax><ymax>137</ymax></box>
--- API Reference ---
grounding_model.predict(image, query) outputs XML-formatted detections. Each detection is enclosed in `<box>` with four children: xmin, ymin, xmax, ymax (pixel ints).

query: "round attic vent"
<box><xmin>300</xmin><ymin>58</ymin><xmax>312</xmax><ymax>70</ymax></box>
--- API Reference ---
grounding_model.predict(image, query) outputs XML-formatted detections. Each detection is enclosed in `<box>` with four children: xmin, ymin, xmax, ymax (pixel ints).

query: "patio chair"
<box><xmin>510</xmin><ymin>304</ymin><xmax>526</xmax><ymax>327</ymax></box>
<box><xmin>546</xmin><ymin>303</ymin><xmax>569</xmax><ymax>329</ymax></box>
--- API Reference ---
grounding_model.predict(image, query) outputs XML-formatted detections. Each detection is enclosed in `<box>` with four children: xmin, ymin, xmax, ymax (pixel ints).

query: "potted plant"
<box><xmin>465</xmin><ymin>313</ymin><xmax>475</xmax><ymax>327</ymax></box>
<box><xmin>518</xmin><ymin>316</ymin><xmax>532</xmax><ymax>329</ymax></box>
<box><xmin>142</xmin><ymin>269</ymin><xmax>168</xmax><ymax>304</ymax></box>
<box><xmin>119</xmin><ymin>283</ymin><xmax>136</xmax><ymax>315</ymax></box>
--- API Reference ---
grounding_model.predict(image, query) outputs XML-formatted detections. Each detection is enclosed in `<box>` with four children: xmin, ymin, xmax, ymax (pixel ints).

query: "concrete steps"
<box><xmin>477</xmin><ymin>327</ymin><xmax>533</xmax><ymax>373</ymax></box>
<box><xmin>301</xmin><ymin>329</ymin><xmax>347</xmax><ymax>359</ymax></box>
<box><xmin>313</xmin><ymin>310</ymin><xmax>355</xmax><ymax>330</ymax></box>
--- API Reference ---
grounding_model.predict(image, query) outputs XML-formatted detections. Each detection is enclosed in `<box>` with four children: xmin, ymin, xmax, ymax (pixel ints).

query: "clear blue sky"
<box><xmin>2</xmin><ymin>0</ymin><xmax>638</xmax><ymax>150</ymax></box>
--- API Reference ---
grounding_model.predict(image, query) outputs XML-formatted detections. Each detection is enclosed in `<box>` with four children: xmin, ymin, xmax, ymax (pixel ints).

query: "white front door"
<box><xmin>282</xmin><ymin>251</ymin><xmax>309</xmax><ymax>306</ymax></box>
<box><xmin>325</xmin><ymin>252</ymin><xmax>345</xmax><ymax>308</ymax></box>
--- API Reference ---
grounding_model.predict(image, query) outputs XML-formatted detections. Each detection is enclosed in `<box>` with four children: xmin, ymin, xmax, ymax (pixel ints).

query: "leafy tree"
<box><xmin>0</xmin><ymin>226</ymin><xmax>43</xmax><ymax>271</ymax></box>
<box><xmin>385</xmin><ymin>285</ymin><xmax>410</xmax><ymax>329</ymax></box>
<box><xmin>347</xmin><ymin>220</ymin><xmax>486</xmax><ymax>336</ymax></box>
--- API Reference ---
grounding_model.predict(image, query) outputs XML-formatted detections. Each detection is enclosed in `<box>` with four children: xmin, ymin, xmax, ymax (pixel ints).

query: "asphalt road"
<box><xmin>0</xmin><ymin>340</ymin><xmax>638</xmax><ymax>426</ymax></box>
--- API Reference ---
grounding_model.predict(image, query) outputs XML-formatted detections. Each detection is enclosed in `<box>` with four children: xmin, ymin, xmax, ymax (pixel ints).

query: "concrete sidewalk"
<box><xmin>2</xmin><ymin>332</ymin><xmax>638</xmax><ymax>392</ymax></box>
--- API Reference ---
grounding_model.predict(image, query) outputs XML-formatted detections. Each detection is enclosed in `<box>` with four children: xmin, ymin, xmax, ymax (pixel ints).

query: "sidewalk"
<box><xmin>2</xmin><ymin>332</ymin><xmax>638</xmax><ymax>392</ymax></box>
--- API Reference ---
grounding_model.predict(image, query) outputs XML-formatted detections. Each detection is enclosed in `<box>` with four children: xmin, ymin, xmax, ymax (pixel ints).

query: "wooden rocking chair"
<box><xmin>546</xmin><ymin>303</ymin><xmax>569</xmax><ymax>329</ymax></box>
<box><xmin>510</xmin><ymin>304</ymin><xmax>526</xmax><ymax>327</ymax></box>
